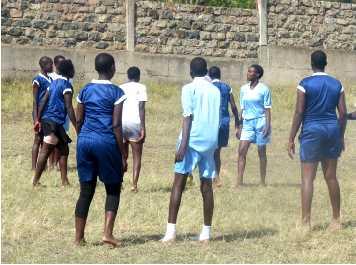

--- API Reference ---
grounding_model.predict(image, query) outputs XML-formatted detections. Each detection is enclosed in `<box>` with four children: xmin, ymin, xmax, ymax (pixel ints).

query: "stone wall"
<box><xmin>135</xmin><ymin>0</ymin><xmax>259</xmax><ymax>59</ymax></box>
<box><xmin>267</xmin><ymin>0</ymin><xmax>356</xmax><ymax>51</ymax></box>
<box><xmin>1</xmin><ymin>0</ymin><xmax>126</xmax><ymax>50</ymax></box>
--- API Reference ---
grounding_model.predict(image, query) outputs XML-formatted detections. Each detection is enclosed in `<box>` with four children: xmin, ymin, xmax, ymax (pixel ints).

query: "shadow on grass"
<box><xmin>268</xmin><ymin>183</ymin><xmax>300</xmax><ymax>188</ymax></box>
<box><xmin>109</xmin><ymin>228</ymin><xmax>278</xmax><ymax>247</ymax></box>
<box><xmin>145</xmin><ymin>186</ymin><xmax>172</xmax><ymax>193</ymax></box>
<box><xmin>312</xmin><ymin>220</ymin><xmax>356</xmax><ymax>231</ymax></box>
<box><xmin>214</xmin><ymin>228</ymin><xmax>278</xmax><ymax>242</ymax></box>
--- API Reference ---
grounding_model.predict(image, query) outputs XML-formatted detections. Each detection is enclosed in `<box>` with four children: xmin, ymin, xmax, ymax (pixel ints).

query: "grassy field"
<box><xmin>1</xmin><ymin>79</ymin><xmax>356</xmax><ymax>263</ymax></box>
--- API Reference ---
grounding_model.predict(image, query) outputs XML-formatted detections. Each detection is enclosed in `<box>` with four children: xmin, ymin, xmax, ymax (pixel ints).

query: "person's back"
<box><xmin>299</xmin><ymin>73</ymin><xmax>343</xmax><ymax>124</ymax></box>
<box><xmin>182</xmin><ymin>77</ymin><xmax>221</xmax><ymax>153</ymax></box>
<box><xmin>120</xmin><ymin>81</ymin><xmax>147</xmax><ymax>126</ymax></box>
<box><xmin>42</xmin><ymin>76</ymin><xmax>72</xmax><ymax>125</ymax></box>
<box><xmin>78</xmin><ymin>80</ymin><xmax>125</xmax><ymax>142</ymax></box>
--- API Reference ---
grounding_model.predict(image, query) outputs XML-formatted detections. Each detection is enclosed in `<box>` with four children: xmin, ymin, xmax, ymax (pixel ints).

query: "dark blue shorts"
<box><xmin>218</xmin><ymin>124</ymin><xmax>229</xmax><ymax>147</ymax></box>
<box><xmin>299</xmin><ymin>121</ymin><xmax>342</xmax><ymax>162</ymax></box>
<box><xmin>77</xmin><ymin>136</ymin><xmax>123</xmax><ymax>184</ymax></box>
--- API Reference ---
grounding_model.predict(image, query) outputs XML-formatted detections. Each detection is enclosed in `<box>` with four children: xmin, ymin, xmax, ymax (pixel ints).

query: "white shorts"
<box><xmin>122</xmin><ymin>122</ymin><xmax>141</xmax><ymax>142</ymax></box>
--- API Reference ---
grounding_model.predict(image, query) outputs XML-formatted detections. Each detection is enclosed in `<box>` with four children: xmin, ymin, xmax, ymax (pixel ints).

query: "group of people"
<box><xmin>30</xmin><ymin>50</ymin><xmax>355</xmax><ymax>246</ymax></box>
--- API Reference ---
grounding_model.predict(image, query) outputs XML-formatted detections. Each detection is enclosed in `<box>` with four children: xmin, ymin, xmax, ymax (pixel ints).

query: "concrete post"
<box><xmin>126</xmin><ymin>0</ymin><xmax>135</xmax><ymax>51</ymax></box>
<box><xmin>257</xmin><ymin>0</ymin><xmax>267</xmax><ymax>46</ymax></box>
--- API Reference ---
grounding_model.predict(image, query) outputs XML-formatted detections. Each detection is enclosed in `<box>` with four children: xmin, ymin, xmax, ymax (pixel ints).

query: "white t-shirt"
<box><xmin>49</xmin><ymin>72</ymin><xmax>73</xmax><ymax>84</ymax></box>
<box><xmin>120</xmin><ymin>81</ymin><xmax>148</xmax><ymax>125</ymax></box>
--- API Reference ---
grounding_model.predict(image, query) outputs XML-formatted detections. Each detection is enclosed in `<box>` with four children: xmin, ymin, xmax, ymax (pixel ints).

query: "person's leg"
<box><xmin>321</xmin><ymin>159</ymin><xmax>341</xmax><ymax>230</ymax></box>
<box><xmin>300</xmin><ymin>162</ymin><xmax>318</xmax><ymax>229</ymax></box>
<box><xmin>74</xmin><ymin>179</ymin><xmax>97</xmax><ymax>245</ymax></box>
<box><xmin>213</xmin><ymin>148</ymin><xmax>222</xmax><ymax>187</ymax></box>
<box><xmin>199</xmin><ymin>178</ymin><xmax>214</xmax><ymax>241</ymax></box>
<box><xmin>32</xmin><ymin>133</ymin><xmax>42</xmax><ymax>170</ymax></box>
<box><xmin>257</xmin><ymin>145</ymin><xmax>267</xmax><ymax>186</ymax></box>
<box><xmin>102</xmin><ymin>182</ymin><xmax>122</xmax><ymax>247</ymax></box>
<box><xmin>58</xmin><ymin>144</ymin><xmax>70</xmax><ymax>186</ymax></box>
<box><xmin>33</xmin><ymin>142</ymin><xmax>55</xmax><ymax>186</ymax></box>
<box><xmin>236</xmin><ymin>140</ymin><xmax>251</xmax><ymax>188</ymax></box>
<box><xmin>161</xmin><ymin>173</ymin><xmax>188</xmax><ymax>242</ymax></box>
<box><xmin>130</xmin><ymin>141</ymin><xmax>143</xmax><ymax>192</ymax></box>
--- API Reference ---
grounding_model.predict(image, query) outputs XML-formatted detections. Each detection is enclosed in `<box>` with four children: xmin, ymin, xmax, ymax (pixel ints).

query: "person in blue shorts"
<box><xmin>75</xmin><ymin>53</ymin><xmax>127</xmax><ymax>247</ymax></box>
<box><xmin>31</xmin><ymin>56</ymin><xmax>53</xmax><ymax>170</ymax></box>
<box><xmin>208</xmin><ymin>66</ymin><xmax>240</xmax><ymax>187</ymax></box>
<box><xmin>161</xmin><ymin>57</ymin><xmax>220</xmax><ymax>243</ymax></box>
<box><xmin>237</xmin><ymin>64</ymin><xmax>272</xmax><ymax>187</ymax></box>
<box><xmin>288</xmin><ymin>50</ymin><xmax>347</xmax><ymax>231</ymax></box>
<box><xmin>33</xmin><ymin>59</ymin><xmax>77</xmax><ymax>187</ymax></box>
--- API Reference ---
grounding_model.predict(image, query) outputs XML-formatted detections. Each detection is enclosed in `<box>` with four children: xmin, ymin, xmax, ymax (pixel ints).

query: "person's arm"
<box><xmin>37</xmin><ymin>90</ymin><xmax>49</xmax><ymax>122</ymax></box>
<box><xmin>175</xmin><ymin>116</ymin><xmax>192</xmax><ymax>162</ymax></box>
<box><xmin>263</xmin><ymin>86</ymin><xmax>272</xmax><ymax>137</ymax></box>
<box><xmin>113</xmin><ymin>103</ymin><xmax>128</xmax><ymax>172</ymax></box>
<box><xmin>64</xmin><ymin>92</ymin><xmax>77</xmax><ymax>133</ymax></box>
<box><xmin>229</xmin><ymin>94</ymin><xmax>240</xmax><ymax>129</ymax></box>
<box><xmin>32</xmin><ymin>82</ymin><xmax>39</xmax><ymax>124</ymax></box>
<box><xmin>76</xmin><ymin>103</ymin><xmax>84</xmax><ymax>134</ymax></box>
<box><xmin>138</xmin><ymin>101</ymin><xmax>146</xmax><ymax>143</ymax></box>
<box><xmin>347</xmin><ymin>111</ymin><xmax>356</xmax><ymax>120</ymax></box>
<box><xmin>288</xmin><ymin>90</ymin><xmax>305</xmax><ymax>159</ymax></box>
<box><xmin>337</xmin><ymin>92</ymin><xmax>347</xmax><ymax>151</ymax></box>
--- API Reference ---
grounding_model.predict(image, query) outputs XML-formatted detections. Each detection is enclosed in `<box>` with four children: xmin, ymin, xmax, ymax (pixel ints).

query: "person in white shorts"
<box><xmin>120</xmin><ymin>67</ymin><xmax>147</xmax><ymax>193</ymax></box>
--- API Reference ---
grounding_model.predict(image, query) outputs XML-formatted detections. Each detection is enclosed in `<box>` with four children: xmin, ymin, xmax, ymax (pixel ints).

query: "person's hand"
<box><xmin>235</xmin><ymin>127</ymin><xmax>241</xmax><ymax>139</ymax></box>
<box><xmin>33</xmin><ymin>121</ymin><xmax>41</xmax><ymax>133</ymax></box>
<box><xmin>122</xmin><ymin>157</ymin><xmax>128</xmax><ymax>173</ymax></box>
<box><xmin>263</xmin><ymin>124</ymin><xmax>270</xmax><ymax>138</ymax></box>
<box><xmin>287</xmin><ymin>141</ymin><xmax>295</xmax><ymax>159</ymax></box>
<box><xmin>175</xmin><ymin>146</ymin><xmax>186</xmax><ymax>163</ymax></box>
<box><xmin>138</xmin><ymin>128</ymin><xmax>146</xmax><ymax>143</ymax></box>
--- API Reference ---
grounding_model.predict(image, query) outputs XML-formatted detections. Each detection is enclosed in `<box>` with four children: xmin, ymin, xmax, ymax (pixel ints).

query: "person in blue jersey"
<box><xmin>48</xmin><ymin>55</ymin><xmax>66</xmax><ymax>170</ymax></box>
<box><xmin>161</xmin><ymin>57</ymin><xmax>221</xmax><ymax>243</ymax></box>
<box><xmin>208</xmin><ymin>66</ymin><xmax>240</xmax><ymax>188</ymax></box>
<box><xmin>74</xmin><ymin>53</ymin><xmax>127</xmax><ymax>247</ymax></box>
<box><xmin>288</xmin><ymin>50</ymin><xmax>347</xmax><ymax>231</ymax></box>
<box><xmin>237</xmin><ymin>64</ymin><xmax>271</xmax><ymax>187</ymax></box>
<box><xmin>32</xmin><ymin>59</ymin><xmax>77</xmax><ymax>187</ymax></box>
<box><xmin>32</xmin><ymin>56</ymin><xmax>53</xmax><ymax>170</ymax></box>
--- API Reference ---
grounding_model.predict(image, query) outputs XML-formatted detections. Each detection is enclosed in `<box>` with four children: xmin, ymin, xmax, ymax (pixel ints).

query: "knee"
<box><xmin>238</xmin><ymin>149</ymin><xmax>247</xmax><ymax>159</ymax></box>
<box><xmin>200</xmin><ymin>181</ymin><xmax>213</xmax><ymax>194</ymax></box>
<box><xmin>324</xmin><ymin>173</ymin><xmax>337</xmax><ymax>183</ymax></box>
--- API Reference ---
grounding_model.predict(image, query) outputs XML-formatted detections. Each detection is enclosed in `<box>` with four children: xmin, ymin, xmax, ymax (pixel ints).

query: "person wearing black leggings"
<box><xmin>75</xmin><ymin>53</ymin><xmax>127</xmax><ymax>247</ymax></box>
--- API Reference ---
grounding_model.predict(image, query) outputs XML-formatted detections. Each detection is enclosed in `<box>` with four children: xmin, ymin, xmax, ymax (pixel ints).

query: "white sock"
<box><xmin>199</xmin><ymin>225</ymin><xmax>211</xmax><ymax>241</ymax></box>
<box><xmin>161</xmin><ymin>223</ymin><xmax>176</xmax><ymax>241</ymax></box>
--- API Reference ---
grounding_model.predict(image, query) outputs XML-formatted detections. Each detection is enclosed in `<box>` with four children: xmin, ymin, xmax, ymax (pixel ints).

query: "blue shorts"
<box><xmin>174</xmin><ymin>147</ymin><xmax>216</xmax><ymax>179</ymax></box>
<box><xmin>77</xmin><ymin>136</ymin><xmax>123</xmax><ymax>184</ymax></box>
<box><xmin>218</xmin><ymin>123</ymin><xmax>229</xmax><ymax>147</ymax></box>
<box><xmin>299</xmin><ymin>121</ymin><xmax>342</xmax><ymax>162</ymax></box>
<box><xmin>240</xmin><ymin>117</ymin><xmax>270</xmax><ymax>145</ymax></box>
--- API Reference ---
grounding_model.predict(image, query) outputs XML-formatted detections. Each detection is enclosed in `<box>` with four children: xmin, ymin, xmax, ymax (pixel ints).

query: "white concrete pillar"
<box><xmin>126</xmin><ymin>0</ymin><xmax>135</xmax><ymax>51</ymax></box>
<box><xmin>257</xmin><ymin>0</ymin><xmax>268</xmax><ymax>46</ymax></box>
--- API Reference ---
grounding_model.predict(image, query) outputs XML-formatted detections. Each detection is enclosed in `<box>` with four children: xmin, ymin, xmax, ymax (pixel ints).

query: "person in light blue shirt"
<box><xmin>161</xmin><ymin>57</ymin><xmax>221</xmax><ymax>243</ymax></box>
<box><xmin>209</xmin><ymin>66</ymin><xmax>240</xmax><ymax>188</ymax></box>
<box><xmin>237</xmin><ymin>64</ymin><xmax>272</xmax><ymax>187</ymax></box>
<box><xmin>288</xmin><ymin>50</ymin><xmax>347</xmax><ymax>231</ymax></box>
<box><xmin>31</xmin><ymin>56</ymin><xmax>53</xmax><ymax>170</ymax></box>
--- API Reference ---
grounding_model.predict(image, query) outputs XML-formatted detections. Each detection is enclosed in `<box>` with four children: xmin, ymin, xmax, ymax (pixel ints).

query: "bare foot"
<box><xmin>74</xmin><ymin>238</ymin><xmax>86</xmax><ymax>246</ymax></box>
<box><xmin>62</xmin><ymin>181</ymin><xmax>70</xmax><ymax>186</ymax></box>
<box><xmin>213</xmin><ymin>178</ymin><xmax>222</xmax><ymax>188</ymax></box>
<box><xmin>327</xmin><ymin>219</ymin><xmax>342</xmax><ymax>232</ymax></box>
<box><xmin>102</xmin><ymin>235</ymin><xmax>122</xmax><ymax>248</ymax></box>
<box><xmin>131</xmin><ymin>186</ymin><xmax>138</xmax><ymax>193</ymax></box>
